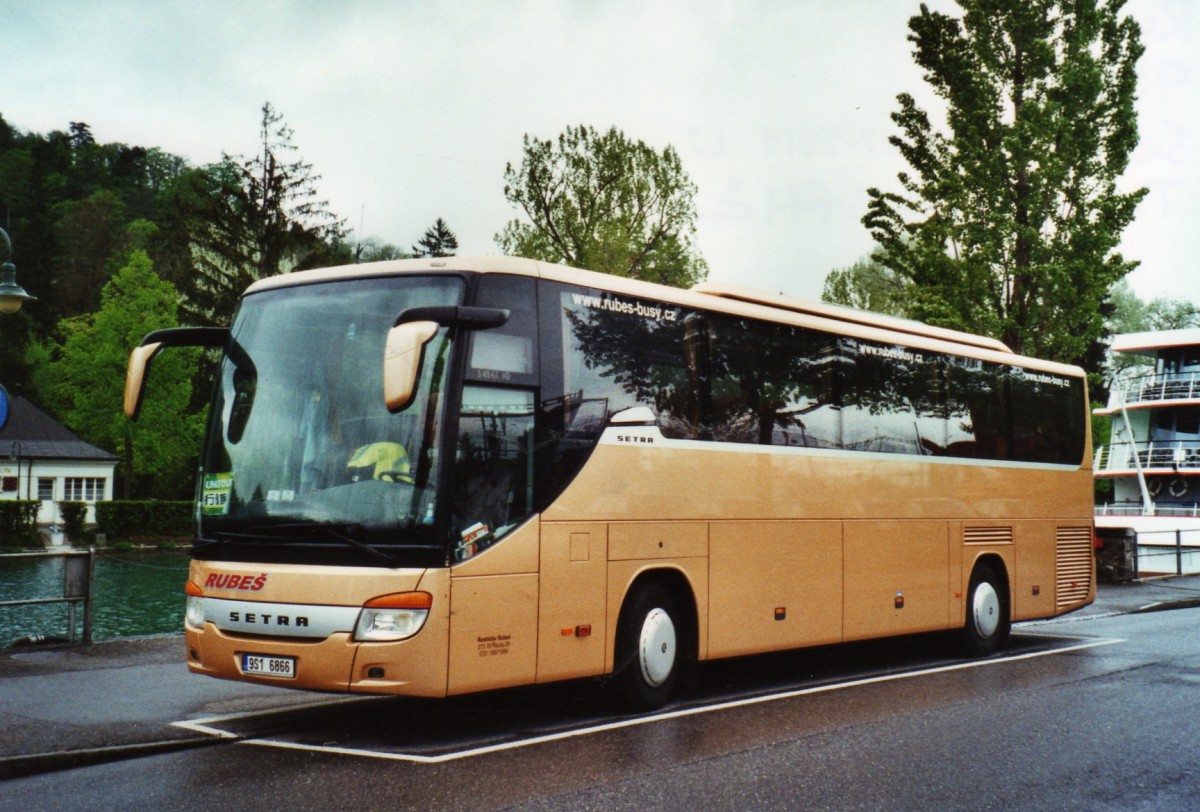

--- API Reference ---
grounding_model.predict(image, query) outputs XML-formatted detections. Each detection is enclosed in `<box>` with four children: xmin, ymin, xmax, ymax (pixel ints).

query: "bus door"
<box><xmin>446</xmin><ymin>275</ymin><xmax>543</xmax><ymax>694</ymax></box>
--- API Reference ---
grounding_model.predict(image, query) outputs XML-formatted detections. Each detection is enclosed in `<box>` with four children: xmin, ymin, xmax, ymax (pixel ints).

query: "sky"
<box><xmin>2</xmin><ymin>0</ymin><xmax>1197</xmax><ymax>306</ymax></box>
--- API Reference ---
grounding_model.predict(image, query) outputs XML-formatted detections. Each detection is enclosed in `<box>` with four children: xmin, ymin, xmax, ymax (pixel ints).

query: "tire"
<box><xmin>612</xmin><ymin>582</ymin><xmax>682</xmax><ymax>711</ymax></box>
<box><xmin>961</xmin><ymin>563</ymin><xmax>1010</xmax><ymax>656</ymax></box>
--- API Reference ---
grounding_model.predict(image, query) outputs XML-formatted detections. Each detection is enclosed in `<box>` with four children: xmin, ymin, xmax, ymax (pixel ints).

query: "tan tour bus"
<box><xmin>126</xmin><ymin>256</ymin><xmax>1095</xmax><ymax>710</ymax></box>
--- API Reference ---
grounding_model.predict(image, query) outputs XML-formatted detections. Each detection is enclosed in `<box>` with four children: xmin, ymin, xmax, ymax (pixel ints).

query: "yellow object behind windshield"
<box><xmin>348</xmin><ymin>442</ymin><xmax>413</xmax><ymax>483</ymax></box>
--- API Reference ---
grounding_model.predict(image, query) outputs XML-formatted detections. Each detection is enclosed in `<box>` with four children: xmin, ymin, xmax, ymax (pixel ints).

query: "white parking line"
<box><xmin>176</xmin><ymin>636</ymin><xmax>1125</xmax><ymax>765</ymax></box>
<box><xmin>171</xmin><ymin>695</ymin><xmax>377</xmax><ymax>738</ymax></box>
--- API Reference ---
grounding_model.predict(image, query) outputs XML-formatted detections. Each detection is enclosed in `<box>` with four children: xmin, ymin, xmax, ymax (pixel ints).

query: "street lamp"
<box><xmin>0</xmin><ymin>226</ymin><xmax>35</xmax><ymax>314</ymax></box>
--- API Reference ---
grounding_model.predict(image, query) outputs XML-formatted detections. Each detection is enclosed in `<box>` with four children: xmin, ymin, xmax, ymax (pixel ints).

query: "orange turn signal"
<box><xmin>364</xmin><ymin>591</ymin><xmax>433</xmax><ymax>610</ymax></box>
<box><xmin>185</xmin><ymin>581</ymin><xmax>203</xmax><ymax>597</ymax></box>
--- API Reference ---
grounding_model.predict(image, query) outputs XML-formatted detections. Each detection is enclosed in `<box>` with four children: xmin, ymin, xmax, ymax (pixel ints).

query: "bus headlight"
<box><xmin>354</xmin><ymin>592</ymin><xmax>432</xmax><ymax>642</ymax></box>
<box><xmin>185</xmin><ymin>582</ymin><xmax>205</xmax><ymax>629</ymax></box>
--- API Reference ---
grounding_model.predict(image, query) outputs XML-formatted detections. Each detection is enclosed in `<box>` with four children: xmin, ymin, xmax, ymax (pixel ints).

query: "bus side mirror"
<box><xmin>384</xmin><ymin>321</ymin><xmax>439</xmax><ymax>412</ymax></box>
<box><xmin>125</xmin><ymin>327</ymin><xmax>230</xmax><ymax>420</ymax></box>
<box><xmin>125</xmin><ymin>342</ymin><xmax>163</xmax><ymax>420</ymax></box>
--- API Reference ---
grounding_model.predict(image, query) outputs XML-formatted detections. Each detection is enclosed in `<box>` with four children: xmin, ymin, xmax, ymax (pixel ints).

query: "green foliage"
<box><xmin>412</xmin><ymin>218</ymin><xmax>458</xmax><ymax>258</ymax></box>
<box><xmin>95</xmin><ymin>500</ymin><xmax>192</xmax><ymax>538</ymax></box>
<box><xmin>1106</xmin><ymin>279</ymin><xmax>1150</xmax><ymax>337</ymax></box>
<box><xmin>1143</xmin><ymin>298</ymin><xmax>1200</xmax><ymax>331</ymax></box>
<box><xmin>863</xmin><ymin>0</ymin><xmax>1146</xmax><ymax>367</ymax></box>
<box><xmin>52</xmin><ymin>189</ymin><xmax>130</xmax><ymax>318</ymax></box>
<box><xmin>0</xmin><ymin>115</ymin><xmax>193</xmax><ymax>394</ymax></box>
<box><xmin>497</xmin><ymin>125</ymin><xmax>707</xmax><ymax>288</ymax></box>
<box><xmin>821</xmin><ymin>256</ymin><xmax>909</xmax><ymax>316</ymax></box>
<box><xmin>41</xmin><ymin>251</ymin><xmax>203</xmax><ymax>498</ymax></box>
<box><xmin>1093</xmin><ymin>404</ymin><xmax>1115</xmax><ymax>502</ymax></box>
<box><xmin>0</xmin><ymin>502</ymin><xmax>40</xmax><ymax>548</ymax></box>
<box><xmin>59</xmin><ymin>501</ymin><xmax>87</xmax><ymax>543</ymax></box>
<box><xmin>174</xmin><ymin>103</ymin><xmax>346</xmax><ymax>326</ymax></box>
<box><xmin>0</xmin><ymin>106</ymin><xmax>393</xmax><ymax>502</ymax></box>
<box><xmin>0</xmin><ymin>119</ymin><xmax>187</xmax><ymax>325</ymax></box>
<box><xmin>351</xmin><ymin>236</ymin><xmax>409</xmax><ymax>263</ymax></box>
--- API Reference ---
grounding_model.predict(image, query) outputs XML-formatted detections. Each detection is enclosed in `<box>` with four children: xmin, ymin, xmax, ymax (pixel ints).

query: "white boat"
<box><xmin>1094</xmin><ymin>328</ymin><xmax>1200</xmax><ymax>576</ymax></box>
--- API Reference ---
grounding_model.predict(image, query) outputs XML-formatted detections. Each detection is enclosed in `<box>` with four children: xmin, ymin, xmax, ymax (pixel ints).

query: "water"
<box><xmin>0</xmin><ymin>551</ymin><xmax>190</xmax><ymax>646</ymax></box>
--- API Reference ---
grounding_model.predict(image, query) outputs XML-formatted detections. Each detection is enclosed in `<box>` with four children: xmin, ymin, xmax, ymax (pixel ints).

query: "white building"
<box><xmin>0</xmin><ymin>395</ymin><xmax>117</xmax><ymax>526</ymax></box>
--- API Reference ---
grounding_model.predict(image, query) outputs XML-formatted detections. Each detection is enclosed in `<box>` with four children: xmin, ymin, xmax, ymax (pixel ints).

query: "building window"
<box><xmin>64</xmin><ymin>477</ymin><xmax>104</xmax><ymax>502</ymax></box>
<box><xmin>37</xmin><ymin>478</ymin><xmax>55</xmax><ymax>501</ymax></box>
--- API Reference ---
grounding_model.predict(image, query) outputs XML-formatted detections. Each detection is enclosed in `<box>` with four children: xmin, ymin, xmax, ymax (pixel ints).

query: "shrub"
<box><xmin>59</xmin><ymin>502</ymin><xmax>87</xmax><ymax>545</ymax></box>
<box><xmin>95</xmin><ymin>501</ymin><xmax>193</xmax><ymax>539</ymax></box>
<box><xmin>0</xmin><ymin>501</ymin><xmax>40</xmax><ymax>548</ymax></box>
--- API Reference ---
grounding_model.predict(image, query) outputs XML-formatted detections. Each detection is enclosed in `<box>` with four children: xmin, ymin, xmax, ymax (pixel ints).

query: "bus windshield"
<box><xmin>197</xmin><ymin>275</ymin><xmax>463</xmax><ymax>567</ymax></box>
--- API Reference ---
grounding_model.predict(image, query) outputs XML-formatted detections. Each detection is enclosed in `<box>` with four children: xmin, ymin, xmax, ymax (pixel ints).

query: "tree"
<box><xmin>0</xmin><ymin>117</ymin><xmax>195</xmax><ymax>393</ymax></box>
<box><xmin>821</xmin><ymin>256</ymin><xmax>909</xmax><ymax>316</ymax></box>
<box><xmin>178</xmin><ymin>103</ymin><xmax>345</xmax><ymax>325</ymax></box>
<box><xmin>355</xmin><ymin>236</ymin><xmax>409</xmax><ymax>263</ymax></box>
<box><xmin>1105</xmin><ymin>278</ymin><xmax>1149</xmax><ymax>336</ymax></box>
<box><xmin>44</xmin><ymin>251</ymin><xmax>202</xmax><ymax>498</ymax></box>
<box><xmin>1144</xmin><ymin>297</ymin><xmax>1200</xmax><ymax>331</ymax></box>
<box><xmin>863</xmin><ymin>0</ymin><xmax>1146</xmax><ymax>366</ymax></box>
<box><xmin>1106</xmin><ymin>280</ymin><xmax>1200</xmax><ymax>334</ymax></box>
<box><xmin>412</xmin><ymin>218</ymin><xmax>458</xmax><ymax>257</ymax></box>
<box><xmin>52</xmin><ymin>189</ymin><xmax>129</xmax><ymax>318</ymax></box>
<box><xmin>497</xmin><ymin>125</ymin><xmax>707</xmax><ymax>288</ymax></box>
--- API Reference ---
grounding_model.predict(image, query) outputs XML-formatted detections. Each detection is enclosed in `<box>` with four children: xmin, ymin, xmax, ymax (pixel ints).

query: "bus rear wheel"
<box><xmin>961</xmin><ymin>563</ymin><xmax>1010</xmax><ymax>656</ymax></box>
<box><xmin>612</xmin><ymin>582</ymin><xmax>680</xmax><ymax>711</ymax></box>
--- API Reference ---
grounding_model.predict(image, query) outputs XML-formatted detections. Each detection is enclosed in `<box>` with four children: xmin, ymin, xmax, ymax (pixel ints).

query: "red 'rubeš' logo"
<box><xmin>205</xmin><ymin>573</ymin><xmax>267</xmax><ymax>591</ymax></box>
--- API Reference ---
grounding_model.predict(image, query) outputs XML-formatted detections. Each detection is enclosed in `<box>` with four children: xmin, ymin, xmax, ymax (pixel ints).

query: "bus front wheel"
<box><xmin>612</xmin><ymin>582</ymin><xmax>680</xmax><ymax>711</ymax></box>
<box><xmin>961</xmin><ymin>563</ymin><xmax>1010</xmax><ymax>656</ymax></box>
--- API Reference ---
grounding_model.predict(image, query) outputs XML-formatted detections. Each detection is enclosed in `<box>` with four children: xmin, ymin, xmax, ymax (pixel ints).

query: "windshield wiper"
<box><xmin>291</xmin><ymin>522</ymin><xmax>402</xmax><ymax>565</ymax></box>
<box><xmin>197</xmin><ymin>521</ymin><xmax>437</xmax><ymax>565</ymax></box>
<box><xmin>191</xmin><ymin>530</ymin><xmax>293</xmax><ymax>555</ymax></box>
<box><xmin>253</xmin><ymin>521</ymin><xmax>442</xmax><ymax>549</ymax></box>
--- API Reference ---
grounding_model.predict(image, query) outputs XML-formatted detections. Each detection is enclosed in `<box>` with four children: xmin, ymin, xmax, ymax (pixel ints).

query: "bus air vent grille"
<box><xmin>1055</xmin><ymin>527</ymin><xmax>1093</xmax><ymax>609</ymax></box>
<box><xmin>964</xmin><ymin>526</ymin><xmax>1013</xmax><ymax>545</ymax></box>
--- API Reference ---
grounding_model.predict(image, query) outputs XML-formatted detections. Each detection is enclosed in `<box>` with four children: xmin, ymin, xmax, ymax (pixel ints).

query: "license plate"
<box><xmin>241</xmin><ymin>653</ymin><xmax>296</xmax><ymax>679</ymax></box>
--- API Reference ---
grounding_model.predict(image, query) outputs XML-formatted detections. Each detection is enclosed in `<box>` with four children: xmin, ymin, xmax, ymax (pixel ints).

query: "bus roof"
<box><xmin>691</xmin><ymin>282</ymin><xmax>1013</xmax><ymax>354</ymax></box>
<box><xmin>246</xmin><ymin>256</ymin><xmax>1085</xmax><ymax>376</ymax></box>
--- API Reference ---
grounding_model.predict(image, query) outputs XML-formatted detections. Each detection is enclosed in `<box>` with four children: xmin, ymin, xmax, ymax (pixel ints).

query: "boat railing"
<box><xmin>1094</xmin><ymin>440</ymin><xmax>1200</xmax><ymax>473</ymax></box>
<box><xmin>1119</xmin><ymin>371</ymin><xmax>1200</xmax><ymax>407</ymax></box>
<box><xmin>1096</xmin><ymin>501</ymin><xmax>1200</xmax><ymax>517</ymax></box>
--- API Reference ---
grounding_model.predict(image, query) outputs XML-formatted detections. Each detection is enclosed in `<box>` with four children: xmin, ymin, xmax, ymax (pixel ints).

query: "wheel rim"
<box><xmin>638</xmin><ymin>607</ymin><xmax>676</xmax><ymax>687</ymax></box>
<box><xmin>971</xmin><ymin>581</ymin><xmax>1000</xmax><ymax>638</ymax></box>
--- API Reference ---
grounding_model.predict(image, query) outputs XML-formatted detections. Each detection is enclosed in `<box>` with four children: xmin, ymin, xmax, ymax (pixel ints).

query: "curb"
<box><xmin>0</xmin><ymin>736</ymin><xmax>227</xmax><ymax>781</ymax></box>
<box><xmin>1131</xmin><ymin>597</ymin><xmax>1200</xmax><ymax>614</ymax></box>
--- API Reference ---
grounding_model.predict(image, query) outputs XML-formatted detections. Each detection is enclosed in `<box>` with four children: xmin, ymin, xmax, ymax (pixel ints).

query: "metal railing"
<box><xmin>1096</xmin><ymin>502</ymin><xmax>1200</xmax><ymax>518</ymax></box>
<box><xmin>0</xmin><ymin>549</ymin><xmax>94</xmax><ymax>645</ymax></box>
<box><xmin>1096</xmin><ymin>527</ymin><xmax>1200</xmax><ymax>580</ymax></box>
<box><xmin>1135</xmin><ymin>528</ymin><xmax>1200</xmax><ymax>577</ymax></box>
<box><xmin>1117</xmin><ymin>371</ymin><xmax>1200</xmax><ymax>407</ymax></box>
<box><xmin>1094</xmin><ymin>441</ymin><xmax>1200</xmax><ymax>474</ymax></box>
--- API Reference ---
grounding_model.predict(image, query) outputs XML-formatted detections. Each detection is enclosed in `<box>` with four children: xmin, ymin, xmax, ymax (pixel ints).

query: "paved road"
<box><xmin>2</xmin><ymin>601</ymin><xmax>1198</xmax><ymax>811</ymax></box>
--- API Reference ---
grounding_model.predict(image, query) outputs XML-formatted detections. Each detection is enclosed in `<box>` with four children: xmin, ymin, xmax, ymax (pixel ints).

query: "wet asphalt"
<box><xmin>1</xmin><ymin>574</ymin><xmax>1198</xmax><ymax>781</ymax></box>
